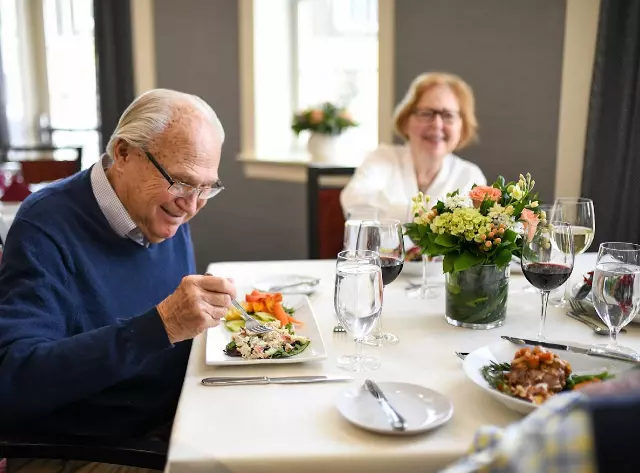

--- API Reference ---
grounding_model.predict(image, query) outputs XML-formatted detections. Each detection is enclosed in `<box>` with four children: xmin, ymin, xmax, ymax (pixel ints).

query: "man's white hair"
<box><xmin>106</xmin><ymin>88</ymin><xmax>225</xmax><ymax>159</ymax></box>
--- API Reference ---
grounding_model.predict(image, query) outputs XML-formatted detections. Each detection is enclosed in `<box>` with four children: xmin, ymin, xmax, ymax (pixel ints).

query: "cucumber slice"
<box><xmin>252</xmin><ymin>311</ymin><xmax>277</xmax><ymax>322</ymax></box>
<box><xmin>224</xmin><ymin>320</ymin><xmax>245</xmax><ymax>332</ymax></box>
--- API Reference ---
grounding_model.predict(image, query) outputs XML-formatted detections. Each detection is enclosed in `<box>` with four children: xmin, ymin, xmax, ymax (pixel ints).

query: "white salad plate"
<box><xmin>205</xmin><ymin>294</ymin><xmax>327</xmax><ymax>366</ymax></box>
<box><xmin>462</xmin><ymin>339</ymin><xmax>634</xmax><ymax>415</ymax></box>
<box><xmin>335</xmin><ymin>381</ymin><xmax>453</xmax><ymax>436</ymax></box>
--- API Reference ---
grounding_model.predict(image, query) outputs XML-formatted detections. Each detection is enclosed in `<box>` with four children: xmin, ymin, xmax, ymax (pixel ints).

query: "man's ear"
<box><xmin>116</xmin><ymin>139</ymin><xmax>131</xmax><ymax>162</ymax></box>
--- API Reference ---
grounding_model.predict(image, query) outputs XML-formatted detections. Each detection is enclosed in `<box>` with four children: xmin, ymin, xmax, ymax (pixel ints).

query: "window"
<box><xmin>0</xmin><ymin>0</ymin><xmax>99</xmax><ymax>168</ymax></box>
<box><xmin>0</xmin><ymin>0</ymin><xmax>27</xmax><ymax>143</ymax></box>
<box><xmin>248</xmin><ymin>0</ymin><xmax>379</xmax><ymax>160</ymax></box>
<box><xmin>294</xmin><ymin>0</ymin><xmax>378</xmax><ymax>151</ymax></box>
<box><xmin>42</xmin><ymin>0</ymin><xmax>99</xmax><ymax>169</ymax></box>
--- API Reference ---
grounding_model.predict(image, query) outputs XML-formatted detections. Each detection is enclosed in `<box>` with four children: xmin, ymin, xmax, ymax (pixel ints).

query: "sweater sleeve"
<box><xmin>0</xmin><ymin>219</ymin><xmax>174</xmax><ymax>422</ymax></box>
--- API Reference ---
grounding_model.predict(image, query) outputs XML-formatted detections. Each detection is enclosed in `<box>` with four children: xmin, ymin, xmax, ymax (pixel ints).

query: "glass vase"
<box><xmin>445</xmin><ymin>264</ymin><xmax>510</xmax><ymax>329</ymax></box>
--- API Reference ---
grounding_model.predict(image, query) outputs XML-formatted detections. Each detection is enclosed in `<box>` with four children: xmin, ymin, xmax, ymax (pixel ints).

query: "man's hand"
<box><xmin>157</xmin><ymin>274</ymin><xmax>236</xmax><ymax>343</ymax></box>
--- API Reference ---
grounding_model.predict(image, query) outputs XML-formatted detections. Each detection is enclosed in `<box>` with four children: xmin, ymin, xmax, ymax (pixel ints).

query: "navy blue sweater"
<box><xmin>0</xmin><ymin>170</ymin><xmax>194</xmax><ymax>438</ymax></box>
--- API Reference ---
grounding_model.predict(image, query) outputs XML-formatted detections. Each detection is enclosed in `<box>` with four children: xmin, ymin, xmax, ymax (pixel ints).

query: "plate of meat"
<box><xmin>462</xmin><ymin>340</ymin><xmax>633</xmax><ymax>414</ymax></box>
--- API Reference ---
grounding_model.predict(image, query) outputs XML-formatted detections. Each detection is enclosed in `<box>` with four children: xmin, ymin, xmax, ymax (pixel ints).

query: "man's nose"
<box><xmin>175</xmin><ymin>192</ymin><xmax>199</xmax><ymax>214</ymax></box>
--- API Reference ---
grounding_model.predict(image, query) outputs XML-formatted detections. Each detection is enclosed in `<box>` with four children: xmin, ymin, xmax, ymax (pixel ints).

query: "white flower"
<box><xmin>512</xmin><ymin>221</ymin><xmax>525</xmax><ymax>235</ymax></box>
<box><xmin>511</xmin><ymin>184</ymin><xmax>524</xmax><ymax>200</ymax></box>
<box><xmin>444</xmin><ymin>194</ymin><xmax>473</xmax><ymax>210</ymax></box>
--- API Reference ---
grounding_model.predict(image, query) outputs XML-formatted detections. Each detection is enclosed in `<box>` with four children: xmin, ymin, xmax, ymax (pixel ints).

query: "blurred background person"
<box><xmin>340</xmin><ymin>71</ymin><xmax>486</xmax><ymax>225</ymax></box>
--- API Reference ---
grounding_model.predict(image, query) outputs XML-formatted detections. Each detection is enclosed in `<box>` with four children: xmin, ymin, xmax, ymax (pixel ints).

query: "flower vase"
<box><xmin>307</xmin><ymin>133</ymin><xmax>339</xmax><ymax>163</ymax></box>
<box><xmin>445</xmin><ymin>264</ymin><xmax>510</xmax><ymax>329</ymax></box>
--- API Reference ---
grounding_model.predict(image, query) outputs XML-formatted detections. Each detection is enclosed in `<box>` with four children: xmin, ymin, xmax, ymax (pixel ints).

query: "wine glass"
<box><xmin>520</xmin><ymin>204</ymin><xmax>563</xmax><ymax>294</ymax></box>
<box><xmin>406</xmin><ymin>254</ymin><xmax>439</xmax><ymax>299</ymax></box>
<box><xmin>344</xmin><ymin>218</ymin><xmax>405</xmax><ymax>345</ymax></box>
<box><xmin>334</xmin><ymin>250</ymin><xmax>383</xmax><ymax>371</ymax></box>
<box><xmin>521</xmin><ymin>221</ymin><xmax>575</xmax><ymax>339</ymax></box>
<box><xmin>592</xmin><ymin>242</ymin><xmax>640</xmax><ymax>357</ymax></box>
<box><xmin>551</xmin><ymin>197</ymin><xmax>595</xmax><ymax>307</ymax></box>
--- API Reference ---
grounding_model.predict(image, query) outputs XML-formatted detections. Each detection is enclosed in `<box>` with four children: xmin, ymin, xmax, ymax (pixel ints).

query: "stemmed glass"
<box><xmin>344</xmin><ymin>218</ymin><xmax>405</xmax><ymax>345</ymax></box>
<box><xmin>334</xmin><ymin>250</ymin><xmax>384</xmax><ymax>371</ymax></box>
<box><xmin>592</xmin><ymin>243</ymin><xmax>640</xmax><ymax>357</ymax></box>
<box><xmin>551</xmin><ymin>197</ymin><xmax>595</xmax><ymax>306</ymax></box>
<box><xmin>520</xmin><ymin>204</ymin><xmax>563</xmax><ymax>294</ymax></box>
<box><xmin>521</xmin><ymin>221</ymin><xmax>575</xmax><ymax>339</ymax></box>
<box><xmin>406</xmin><ymin>254</ymin><xmax>439</xmax><ymax>299</ymax></box>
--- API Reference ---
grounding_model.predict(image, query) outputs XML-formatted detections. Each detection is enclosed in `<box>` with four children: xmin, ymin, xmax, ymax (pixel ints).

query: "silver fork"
<box><xmin>231</xmin><ymin>299</ymin><xmax>272</xmax><ymax>334</ymax></box>
<box><xmin>567</xmin><ymin>298</ymin><xmax>627</xmax><ymax>334</ymax></box>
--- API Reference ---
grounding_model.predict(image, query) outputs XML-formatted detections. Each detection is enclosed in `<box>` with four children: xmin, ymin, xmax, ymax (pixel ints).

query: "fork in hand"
<box><xmin>231</xmin><ymin>299</ymin><xmax>272</xmax><ymax>334</ymax></box>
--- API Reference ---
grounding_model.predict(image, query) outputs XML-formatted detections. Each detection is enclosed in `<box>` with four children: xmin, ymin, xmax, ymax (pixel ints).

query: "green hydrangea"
<box><xmin>430</xmin><ymin>208</ymin><xmax>492</xmax><ymax>242</ymax></box>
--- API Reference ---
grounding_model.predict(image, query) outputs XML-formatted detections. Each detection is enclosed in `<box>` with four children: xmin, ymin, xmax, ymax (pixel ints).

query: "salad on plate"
<box><xmin>222</xmin><ymin>290</ymin><xmax>310</xmax><ymax>360</ymax></box>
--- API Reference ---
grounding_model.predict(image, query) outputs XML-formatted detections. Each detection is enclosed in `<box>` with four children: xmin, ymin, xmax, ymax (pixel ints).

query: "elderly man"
<box><xmin>0</xmin><ymin>89</ymin><xmax>235</xmax><ymax>472</ymax></box>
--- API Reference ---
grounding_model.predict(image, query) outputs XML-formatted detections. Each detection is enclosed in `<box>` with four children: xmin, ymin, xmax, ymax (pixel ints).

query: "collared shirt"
<box><xmin>90</xmin><ymin>154</ymin><xmax>149</xmax><ymax>247</ymax></box>
<box><xmin>440</xmin><ymin>392</ymin><xmax>596</xmax><ymax>473</ymax></box>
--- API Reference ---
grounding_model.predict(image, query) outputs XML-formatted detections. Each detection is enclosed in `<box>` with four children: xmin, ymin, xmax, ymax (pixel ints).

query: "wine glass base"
<box><xmin>364</xmin><ymin>332</ymin><xmax>400</xmax><ymax>346</ymax></box>
<box><xmin>406</xmin><ymin>285</ymin><xmax>439</xmax><ymax>299</ymax></box>
<box><xmin>336</xmin><ymin>354</ymin><xmax>381</xmax><ymax>371</ymax></box>
<box><xmin>594</xmin><ymin>344</ymin><xmax>640</xmax><ymax>359</ymax></box>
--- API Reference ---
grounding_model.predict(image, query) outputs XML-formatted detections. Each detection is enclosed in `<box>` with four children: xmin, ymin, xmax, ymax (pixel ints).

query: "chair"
<box><xmin>307</xmin><ymin>164</ymin><xmax>355</xmax><ymax>259</ymax></box>
<box><xmin>1</xmin><ymin>146</ymin><xmax>82</xmax><ymax>185</ymax></box>
<box><xmin>0</xmin><ymin>434</ymin><xmax>167</xmax><ymax>470</ymax></box>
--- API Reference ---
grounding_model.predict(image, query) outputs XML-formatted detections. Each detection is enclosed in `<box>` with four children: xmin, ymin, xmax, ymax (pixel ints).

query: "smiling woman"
<box><xmin>340</xmin><ymin>72</ymin><xmax>487</xmax><ymax>226</ymax></box>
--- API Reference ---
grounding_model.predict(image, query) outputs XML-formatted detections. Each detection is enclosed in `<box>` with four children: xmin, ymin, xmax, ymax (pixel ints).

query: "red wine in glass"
<box><xmin>522</xmin><ymin>263</ymin><xmax>572</xmax><ymax>291</ymax></box>
<box><xmin>380</xmin><ymin>256</ymin><xmax>404</xmax><ymax>286</ymax></box>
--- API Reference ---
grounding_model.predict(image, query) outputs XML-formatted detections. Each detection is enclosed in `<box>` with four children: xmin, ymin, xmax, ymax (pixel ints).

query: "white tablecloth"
<box><xmin>166</xmin><ymin>253</ymin><xmax>640</xmax><ymax>473</ymax></box>
<box><xmin>0</xmin><ymin>202</ymin><xmax>20</xmax><ymax>243</ymax></box>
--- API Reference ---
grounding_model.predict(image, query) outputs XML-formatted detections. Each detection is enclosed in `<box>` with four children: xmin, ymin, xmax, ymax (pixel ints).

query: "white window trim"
<box><xmin>239</xmin><ymin>0</ymin><xmax>394</xmax><ymax>182</ymax></box>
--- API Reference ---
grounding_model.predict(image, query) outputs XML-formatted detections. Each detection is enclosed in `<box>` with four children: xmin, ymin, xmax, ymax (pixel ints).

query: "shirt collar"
<box><xmin>90</xmin><ymin>154</ymin><xmax>149</xmax><ymax>247</ymax></box>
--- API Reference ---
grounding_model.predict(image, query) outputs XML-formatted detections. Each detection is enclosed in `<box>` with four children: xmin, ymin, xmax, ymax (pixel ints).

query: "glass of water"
<box><xmin>592</xmin><ymin>242</ymin><xmax>640</xmax><ymax>356</ymax></box>
<box><xmin>334</xmin><ymin>249</ymin><xmax>383</xmax><ymax>371</ymax></box>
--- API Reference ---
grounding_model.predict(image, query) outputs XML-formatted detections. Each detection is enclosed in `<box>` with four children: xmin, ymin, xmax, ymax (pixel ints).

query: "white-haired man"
<box><xmin>0</xmin><ymin>89</ymin><xmax>235</xmax><ymax>472</ymax></box>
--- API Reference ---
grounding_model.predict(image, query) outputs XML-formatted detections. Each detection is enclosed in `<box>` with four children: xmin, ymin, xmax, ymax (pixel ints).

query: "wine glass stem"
<box><xmin>354</xmin><ymin>337</ymin><xmax>364</xmax><ymax>361</ymax></box>
<box><xmin>539</xmin><ymin>291</ymin><xmax>550</xmax><ymax>339</ymax></box>
<box><xmin>609</xmin><ymin>329</ymin><xmax>619</xmax><ymax>349</ymax></box>
<box><xmin>420</xmin><ymin>254</ymin><xmax>429</xmax><ymax>293</ymax></box>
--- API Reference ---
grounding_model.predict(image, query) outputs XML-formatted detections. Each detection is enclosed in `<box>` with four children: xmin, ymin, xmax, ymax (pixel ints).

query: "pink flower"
<box><xmin>468</xmin><ymin>186</ymin><xmax>502</xmax><ymax>208</ymax></box>
<box><xmin>520</xmin><ymin>208</ymin><xmax>540</xmax><ymax>241</ymax></box>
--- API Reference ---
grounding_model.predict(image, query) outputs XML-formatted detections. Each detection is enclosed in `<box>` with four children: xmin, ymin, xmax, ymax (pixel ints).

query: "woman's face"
<box><xmin>404</xmin><ymin>85</ymin><xmax>463</xmax><ymax>160</ymax></box>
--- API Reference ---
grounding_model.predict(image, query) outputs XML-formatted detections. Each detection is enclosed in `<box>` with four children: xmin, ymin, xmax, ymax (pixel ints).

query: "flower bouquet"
<box><xmin>405</xmin><ymin>174</ymin><xmax>544</xmax><ymax>328</ymax></box>
<box><xmin>291</xmin><ymin>102</ymin><xmax>357</xmax><ymax>136</ymax></box>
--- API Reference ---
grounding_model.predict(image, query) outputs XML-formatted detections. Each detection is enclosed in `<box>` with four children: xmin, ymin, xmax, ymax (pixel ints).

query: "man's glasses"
<box><xmin>144</xmin><ymin>150</ymin><xmax>224</xmax><ymax>200</ymax></box>
<box><xmin>412</xmin><ymin>108</ymin><xmax>460</xmax><ymax>124</ymax></box>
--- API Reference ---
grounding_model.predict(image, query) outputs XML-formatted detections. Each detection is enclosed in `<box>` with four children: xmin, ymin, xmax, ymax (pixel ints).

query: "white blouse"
<box><xmin>340</xmin><ymin>144</ymin><xmax>487</xmax><ymax>224</ymax></box>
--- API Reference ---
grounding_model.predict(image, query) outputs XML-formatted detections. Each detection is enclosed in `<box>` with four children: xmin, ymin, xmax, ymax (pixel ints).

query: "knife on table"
<box><xmin>501</xmin><ymin>336</ymin><xmax>640</xmax><ymax>364</ymax></box>
<box><xmin>201</xmin><ymin>375</ymin><xmax>353</xmax><ymax>386</ymax></box>
<box><xmin>364</xmin><ymin>379</ymin><xmax>407</xmax><ymax>431</ymax></box>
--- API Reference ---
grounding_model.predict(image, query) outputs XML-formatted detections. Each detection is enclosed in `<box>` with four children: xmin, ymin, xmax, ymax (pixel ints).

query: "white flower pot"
<box><xmin>307</xmin><ymin>133</ymin><xmax>341</xmax><ymax>163</ymax></box>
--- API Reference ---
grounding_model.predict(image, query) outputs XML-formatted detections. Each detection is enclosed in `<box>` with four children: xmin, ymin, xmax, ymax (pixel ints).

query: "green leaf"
<box><xmin>503</xmin><ymin>229</ymin><xmax>518</xmax><ymax>243</ymax></box>
<box><xmin>443</xmin><ymin>252</ymin><xmax>458</xmax><ymax>273</ymax></box>
<box><xmin>434</xmin><ymin>233</ymin><xmax>458</xmax><ymax>247</ymax></box>
<box><xmin>454</xmin><ymin>251</ymin><xmax>486</xmax><ymax>272</ymax></box>
<box><xmin>494</xmin><ymin>248</ymin><xmax>512</xmax><ymax>268</ymax></box>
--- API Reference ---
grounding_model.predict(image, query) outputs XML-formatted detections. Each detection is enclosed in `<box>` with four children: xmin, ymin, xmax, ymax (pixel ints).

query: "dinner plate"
<box><xmin>252</xmin><ymin>274</ymin><xmax>319</xmax><ymax>295</ymax></box>
<box><xmin>335</xmin><ymin>381</ymin><xmax>453</xmax><ymax>435</ymax></box>
<box><xmin>462</xmin><ymin>339</ymin><xmax>634</xmax><ymax>415</ymax></box>
<box><xmin>205</xmin><ymin>294</ymin><xmax>327</xmax><ymax>365</ymax></box>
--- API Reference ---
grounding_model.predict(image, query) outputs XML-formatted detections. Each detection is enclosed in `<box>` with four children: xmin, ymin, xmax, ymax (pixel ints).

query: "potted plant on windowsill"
<box><xmin>291</xmin><ymin>102</ymin><xmax>357</xmax><ymax>163</ymax></box>
<box><xmin>405</xmin><ymin>174</ymin><xmax>544</xmax><ymax>329</ymax></box>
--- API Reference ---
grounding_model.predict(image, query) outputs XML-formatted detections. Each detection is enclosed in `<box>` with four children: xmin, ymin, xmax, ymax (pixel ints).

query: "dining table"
<box><xmin>165</xmin><ymin>253</ymin><xmax>640</xmax><ymax>473</ymax></box>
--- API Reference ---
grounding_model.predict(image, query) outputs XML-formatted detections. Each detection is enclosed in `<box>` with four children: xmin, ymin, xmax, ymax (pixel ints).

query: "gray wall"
<box><xmin>154</xmin><ymin>0</ymin><xmax>307</xmax><ymax>272</ymax></box>
<box><xmin>395</xmin><ymin>0</ymin><xmax>566</xmax><ymax>202</ymax></box>
<box><xmin>152</xmin><ymin>0</ymin><xmax>566</xmax><ymax>268</ymax></box>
